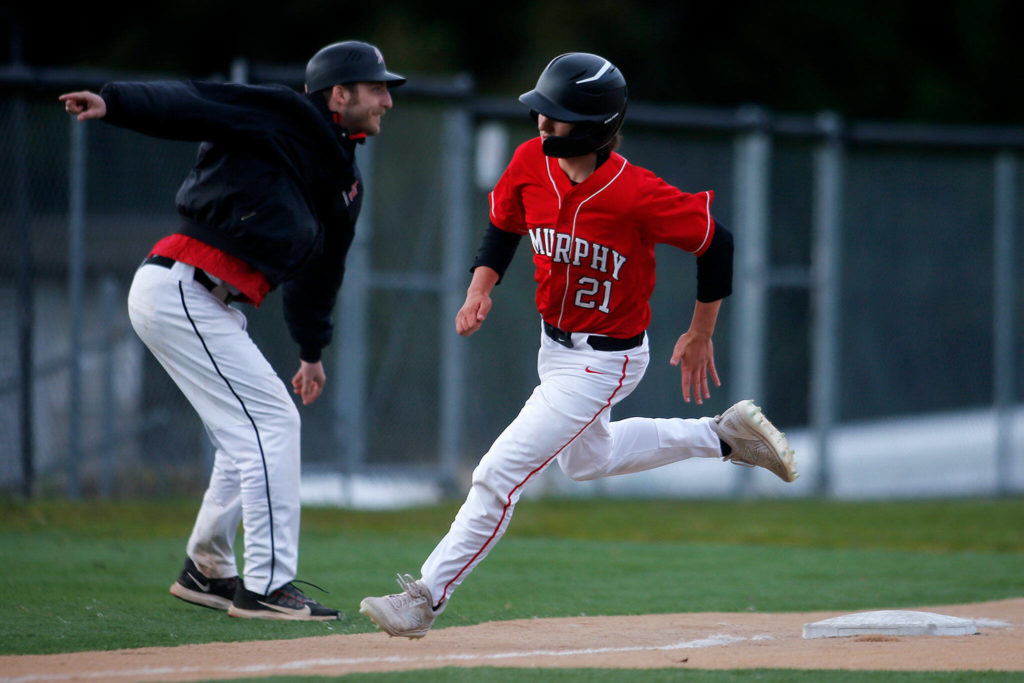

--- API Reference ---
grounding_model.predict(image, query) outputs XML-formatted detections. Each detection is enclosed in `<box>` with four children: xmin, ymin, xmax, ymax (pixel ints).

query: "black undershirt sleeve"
<box><xmin>696</xmin><ymin>221</ymin><xmax>734</xmax><ymax>303</ymax></box>
<box><xmin>471</xmin><ymin>222</ymin><xmax>523</xmax><ymax>284</ymax></box>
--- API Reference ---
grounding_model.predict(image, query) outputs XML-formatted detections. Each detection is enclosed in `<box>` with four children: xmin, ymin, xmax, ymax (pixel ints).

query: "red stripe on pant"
<box><xmin>439</xmin><ymin>354</ymin><xmax>631</xmax><ymax>605</ymax></box>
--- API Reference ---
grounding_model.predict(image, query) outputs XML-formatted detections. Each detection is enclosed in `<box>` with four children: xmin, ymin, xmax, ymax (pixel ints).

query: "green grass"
<box><xmin>1</xmin><ymin>497</ymin><xmax>1022</xmax><ymax>672</ymax></box>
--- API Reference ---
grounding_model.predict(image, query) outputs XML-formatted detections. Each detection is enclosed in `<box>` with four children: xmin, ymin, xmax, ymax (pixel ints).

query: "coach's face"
<box><xmin>331</xmin><ymin>82</ymin><xmax>393</xmax><ymax>136</ymax></box>
<box><xmin>537</xmin><ymin>114</ymin><xmax>574</xmax><ymax>141</ymax></box>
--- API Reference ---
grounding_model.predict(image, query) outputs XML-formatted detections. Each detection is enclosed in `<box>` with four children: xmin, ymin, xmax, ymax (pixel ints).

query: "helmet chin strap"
<box><xmin>542</xmin><ymin>135</ymin><xmax>607</xmax><ymax>158</ymax></box>
<box><xmin>541</xmin><ymin>124</ymin><xmax>617</xmax><ymax>158</ymax></box>
<box><xmin>536</xmin><ymin>105</ymin><xmax>626</xmax><ymax>159</ymax></box>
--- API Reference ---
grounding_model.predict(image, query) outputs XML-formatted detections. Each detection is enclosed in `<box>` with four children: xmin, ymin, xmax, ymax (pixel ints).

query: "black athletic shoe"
<box><xmin>228</xmin><ymin>581</ymin><xmax>343</xmax><ymax>621</ymax></box>
<box><xmin>169</xmin><ymin>557</ymin><xmax>240</xmax><ymax>611</ymax></box>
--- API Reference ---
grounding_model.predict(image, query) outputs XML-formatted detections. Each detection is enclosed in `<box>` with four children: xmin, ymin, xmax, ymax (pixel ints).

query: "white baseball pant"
<box><xmin>420</xmin><ymin>324</ymin><xmax>722</xmax><ymax>606</ymax></box>
<box><xmin>127</xmin><ymin>260</ymin><xmax>300</xmax><ymax>595</ymax></box>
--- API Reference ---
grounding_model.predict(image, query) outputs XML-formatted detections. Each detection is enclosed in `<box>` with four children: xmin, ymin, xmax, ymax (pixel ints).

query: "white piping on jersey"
<box><xmin>555</xmin><ymin>156</ymin><xmax>629</xmax><ymax>328</ymax></box>
<box><xmin>576</xmin><ymin>60</ymin><xmax>612</xmax><ymax>84</ymax></box>
<box><xmin>692</xmin><ymin>191</ymin><xmax>713</xmax><ymax>254</ymax></box>
<box><xmin>544</xmin><ymin>155</ymin><xmax>563</xmax><ymax>210</ymax></box>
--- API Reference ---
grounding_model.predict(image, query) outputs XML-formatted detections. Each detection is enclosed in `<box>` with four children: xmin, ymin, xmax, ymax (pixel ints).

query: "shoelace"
<box><xmin>386</xmin><ymin>573</ymin><xmax>428</xmax><ymax>608</ymax></box>
<box><xmin>282</xmin><ymin>579</ymin><xmax>331</xmax><ymax>599</ymax></box>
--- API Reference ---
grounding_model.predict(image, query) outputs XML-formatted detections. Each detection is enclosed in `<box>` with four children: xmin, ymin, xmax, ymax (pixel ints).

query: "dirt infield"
<box><xmin>4</xmin><ymin>598</ymin><xmax>1022</xmax><ymax>681</ymax></box>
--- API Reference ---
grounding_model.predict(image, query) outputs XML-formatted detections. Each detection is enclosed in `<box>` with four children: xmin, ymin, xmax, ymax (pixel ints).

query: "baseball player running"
<box><xmin>60</xmin><ymin>40</ymin><xmax>405</xmax><ymax>620</ymax></box>
<box><xmin>359</xmin><ymin>52</ymin><xmax>797</xmax><ymax>638</ymax></box>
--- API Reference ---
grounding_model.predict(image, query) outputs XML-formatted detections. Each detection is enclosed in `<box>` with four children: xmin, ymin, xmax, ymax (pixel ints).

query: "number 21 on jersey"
<box><xmin>575</xmin><ymin>276</ymin><xmax>612</xmax><ymax>314</ymax></box>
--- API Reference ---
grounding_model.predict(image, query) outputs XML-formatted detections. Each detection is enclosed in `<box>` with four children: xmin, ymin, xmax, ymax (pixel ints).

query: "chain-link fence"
<box><xmin>2</xmin><ymin>62</ymin><xmax>1022</xmax><ymax>501</ymax></box>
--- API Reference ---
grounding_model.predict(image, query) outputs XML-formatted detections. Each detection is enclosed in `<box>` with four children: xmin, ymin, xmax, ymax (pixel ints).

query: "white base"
<box><xmin>802</xmin><ymin>610</ymin><xmax>978</xmax><ymax>639</ymax></box>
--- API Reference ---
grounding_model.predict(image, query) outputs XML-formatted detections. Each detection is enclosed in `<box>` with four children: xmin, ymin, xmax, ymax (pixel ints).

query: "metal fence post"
<box><xmin>730</xmin><ymin>106</ymin><xmax>771</xmax><ymax>493</ymax></box>
<box><xmin>438</xmin><ymin>103</ymin><xmax>473</xmax><ymax>494</ymax></box>
<box><xmin>730</xmin><ymin>106</ymin><xmax>771</xmax><ymax>402</ymax></box>
<box><xmin>67</xmin><ymin>115</ymin><xmax>87</xmax><ymax>499</ymax></box>
<box><xmin>993</xmin><ymin>151</ymin><xmax>1017</xmax><ymax>495</ymax></box>
<box><xmin>810</xmin><ymin>112</ymin><xmax>844</xmax><ymax>495</ymax></box>
<box><xmin>335</xmin><ymin>140</ymin><xmax>374</xmax><ymax>484</ymax></box>
<box><xmin>14</xmin><ymin>94</ymin><xmax>33</xmax><ymax>498</ymax></box>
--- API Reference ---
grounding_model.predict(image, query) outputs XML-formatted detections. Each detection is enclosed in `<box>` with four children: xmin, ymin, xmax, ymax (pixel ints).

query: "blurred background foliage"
<box><xmin>6</xmin><ymin>0</ymin><xmax>1023</xmax><ymax>124</ymax></box>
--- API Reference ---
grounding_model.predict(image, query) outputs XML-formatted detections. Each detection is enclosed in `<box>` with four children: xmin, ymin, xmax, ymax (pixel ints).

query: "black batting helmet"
<box><xmin>519</xmin><ymin>52</ymin><xmax>627</xmax><ymax>158</ymax></box>
<box><xmin>305</xmin><ymin>40</ymin><xmax>406</xmax><ymax>93</ymax></box>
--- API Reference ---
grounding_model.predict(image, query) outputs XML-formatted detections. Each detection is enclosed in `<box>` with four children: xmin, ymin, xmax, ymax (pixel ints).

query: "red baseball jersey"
<box><xmin>489</xmin><ymin>137</ymin><xmax>716</xmax><ymax>338</ymax></box>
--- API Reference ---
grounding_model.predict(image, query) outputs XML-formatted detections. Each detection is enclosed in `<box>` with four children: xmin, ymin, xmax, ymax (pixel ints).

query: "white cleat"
<box><xmin>711</xmin><ymin>399</ymin><xmax>799</xmax><ymax>483</ymax></box>
<box><xmin>359</xmin><ymin>573</ymin><xmax>446</xmax><ymax>639</ymax></box>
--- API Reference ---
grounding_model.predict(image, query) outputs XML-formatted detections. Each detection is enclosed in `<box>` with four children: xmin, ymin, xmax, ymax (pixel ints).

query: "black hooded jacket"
<box><xmin>100</xmin><ymin>79</ymin><xmax>362</xmax><ymax>362</ymax></box>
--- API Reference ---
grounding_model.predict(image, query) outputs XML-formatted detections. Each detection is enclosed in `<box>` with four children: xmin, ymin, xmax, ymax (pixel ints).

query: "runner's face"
<box><xmin>537</xmin><ymin>114</ymin><xmax>574</xmax><ymax>140</ymax></box>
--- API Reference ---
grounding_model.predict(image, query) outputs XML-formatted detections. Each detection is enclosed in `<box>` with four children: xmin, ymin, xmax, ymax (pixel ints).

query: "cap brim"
<box><xmin>343</xmin><ymin>71</ymin><xmax>406</xmax><ymax>87</ymax></box>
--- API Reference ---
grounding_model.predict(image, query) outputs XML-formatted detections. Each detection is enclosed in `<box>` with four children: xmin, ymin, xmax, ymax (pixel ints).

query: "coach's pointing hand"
<box><xmin>59</xmin><ymin>91</ymin><xmax>107</xmax><ymax>121</ymax></box>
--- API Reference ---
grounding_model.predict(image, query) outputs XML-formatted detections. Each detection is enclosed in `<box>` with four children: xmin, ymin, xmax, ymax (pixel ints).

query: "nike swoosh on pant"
<box><xmin>584</xmin><ymin>367</ymin><xmax>606</xmax><ymax>374</ymax></box>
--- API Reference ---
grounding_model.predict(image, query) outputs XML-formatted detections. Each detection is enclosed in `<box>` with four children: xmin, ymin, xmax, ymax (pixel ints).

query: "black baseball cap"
<box><xmin>305</xmin><ymin>41</ymin><xmax>406</xmax><ymax>92</ymax></box>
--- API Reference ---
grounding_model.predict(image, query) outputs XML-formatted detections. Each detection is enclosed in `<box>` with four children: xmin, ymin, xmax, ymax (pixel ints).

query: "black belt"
<box><xmin>543</xmin><ymin>320</ymin><xmax>645</xmax><ymax>351</ymax></box>
<box><xmin>143</xmin><ymin>255</ymin><xmax>236</xmax><ymax>303</ymax></box>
